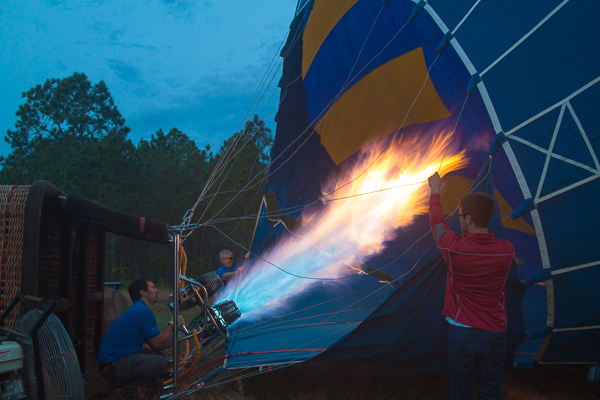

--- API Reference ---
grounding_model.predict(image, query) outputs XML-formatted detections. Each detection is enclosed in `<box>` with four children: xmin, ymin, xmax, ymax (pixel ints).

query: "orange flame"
<box><xmin>303</xmin><ymin>132</ymin><xmax>467</xmax><ymax>266</ymax></box>
<box><xmin>220</xmin><ymin>131</ymin><xmax>467</xmax><ymax>319</ymax></box>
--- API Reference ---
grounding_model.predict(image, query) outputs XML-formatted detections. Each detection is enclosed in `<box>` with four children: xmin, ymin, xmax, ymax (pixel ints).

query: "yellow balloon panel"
<box><xmin>315</xmin><ymin>47</ymin><xmax>451</xmax><ymax>165</ymax></box>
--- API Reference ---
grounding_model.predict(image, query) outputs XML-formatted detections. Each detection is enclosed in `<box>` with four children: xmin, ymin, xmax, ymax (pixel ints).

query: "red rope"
<box><xmin>233</xmin><ymin>348</ymin><xmax>326</xmax><ymax>354</ymax></box>
<box><xmin>179</xmin><ymin>355</ymin><xmax>233</xmax><ymax>382</ymax></box>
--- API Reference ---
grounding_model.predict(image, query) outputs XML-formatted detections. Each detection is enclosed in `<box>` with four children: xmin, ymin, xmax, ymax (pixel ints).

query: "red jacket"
<box><xmin>429</xmin><ymin>194</ymin><xmax>515</xmax><ymax>332</ymax></box>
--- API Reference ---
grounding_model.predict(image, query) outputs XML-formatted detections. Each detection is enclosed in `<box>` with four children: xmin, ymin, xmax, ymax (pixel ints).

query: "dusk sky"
<box><xmin>0</xmin><ymin>0</ymin><xmax>298</xmax><ymax>157</ymax></box>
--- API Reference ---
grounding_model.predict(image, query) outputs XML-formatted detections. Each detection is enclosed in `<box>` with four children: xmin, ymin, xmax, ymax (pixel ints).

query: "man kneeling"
<box><xmin>97</xmin><ymin>279</ymin><xmax>182</xmax><ymax>389</ymax></box>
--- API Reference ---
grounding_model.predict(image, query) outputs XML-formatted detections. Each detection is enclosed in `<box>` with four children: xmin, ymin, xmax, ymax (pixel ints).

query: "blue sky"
<box><xmin>0</xmin><ymin>0</ymin><xmax>297</xmax><ymax>157</ymax></box>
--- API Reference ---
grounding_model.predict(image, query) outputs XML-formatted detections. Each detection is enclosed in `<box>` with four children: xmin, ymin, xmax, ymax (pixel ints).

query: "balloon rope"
<box><xmin>209</xmin><ymin>225</ymin><xmax>354</xmax><ymax>281</ymax></box>
<box><xmin>439</xmin><ymin>93</ymin><xmax>470</xmax><ymax>172</ymax></box>
<box><xmin>178</xmin><ymin>8</ymin><xmax>416</xmax><ymax>241</ymax></box>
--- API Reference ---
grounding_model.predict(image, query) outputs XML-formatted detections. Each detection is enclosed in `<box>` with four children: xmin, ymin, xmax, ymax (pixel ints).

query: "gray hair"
<box><xmin>219</xmin><ymin>250</ymin><xmax>233</xmax><ymax>258</ymax></box>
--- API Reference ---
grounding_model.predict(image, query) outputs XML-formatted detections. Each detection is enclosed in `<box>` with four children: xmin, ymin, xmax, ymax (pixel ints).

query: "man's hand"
<box><xmin>244</xmin><ymin>252</ymin><xmax>251</xmax><ymax>259</ymax></box>
<box><xmin>168</xmin><ymin>315</ymin><xmax>185</xmax><ymax>330</ymax></box>
<box><xmin>428</xmin><ymin>172</ymin><xmax>442</xmax><ymax>195</ymax></box>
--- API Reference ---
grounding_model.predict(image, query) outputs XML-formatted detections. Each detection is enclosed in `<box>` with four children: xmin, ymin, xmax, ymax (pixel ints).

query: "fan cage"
<box><xmin>212</xmin><ymin>300</ymin><xmax>241</xmax><ymax>330</ymax></box>
<box><xmin>196</xmin><ymin>271</ymin><xmax>224</xmax><ymax>299</ymax></box>
<box><xmin>13</xmin><ymin>309</ymin><xmax>84</xmax><ymax>400</ymax></box>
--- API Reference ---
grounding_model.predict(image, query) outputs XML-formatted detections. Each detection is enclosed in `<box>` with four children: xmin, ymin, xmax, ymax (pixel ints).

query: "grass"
<box><xmin>236</xmin><ymin>362</ymin><xmax>597</xmax><ymax>400</ymax></box>
<box><xmin>152</xmin><ymin>285</ymin><xmax>199</xmax><ymax>328</ymax></box>
<box><xmin>87</xmin><ymin>287</ymin><xmax>598</xmax><ymax>399</ymax></box>
<box><xmin>85</xmin><ymin>359</ymin><xmax>598</xmax><ymax>400</ymax></box>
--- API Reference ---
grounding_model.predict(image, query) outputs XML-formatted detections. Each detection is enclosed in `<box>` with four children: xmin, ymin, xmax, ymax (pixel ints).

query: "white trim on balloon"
<box><xmin>505</xmin><ymin>75</ymin><xmax>600</xmax><ymax>137</ymax></box>
<box><xmin>553</xmin><ymin>325</ymin><xmax>600</xmax><ymax>333</ymax></box>
<box><xmin>424</xmin><ymin>0</ymin><xmax>559</xmax><ymax>366</ymax></box>
<box><xmin>535</xmin><ymin>104</ymin><xmax>566</xmax><ymax>201</ymax></box>
<box><xmin>552</xmin><ymin>260</ymin><xmax>600</xmax><ymax>276</ymax></box>
<box><xmin>480</xmin><ymin>0</ymin><xmax>570</xmax><ymax>77</ymax></box>
<box><xmin>508</xmin><ymin>136</ymin><xmax>598</xmax><ymax>175</ymax></box>
<box><xmin>510</xmin><ymin>135</ymin><xmax>598</xmax><ymax>174</ymax></box>
<box><xmin>452</xmin><ymin>0</ymin><xmax>482</xmax><ymax>35</ymax></box>
<box><xmin>424</xmin><ymin>1</ymin><xmax>549</xmax><ymax>267</ymax></box>
<box><xmin>537</xmin><ymin>174</ymin><xmax>600</xmax><ymax>204</ymax></box>
<box><xmin>568</xmin><ymin>101</ymin><xmax>600</xmax><ymax>171</ymax></box>
<box><xmin>506</xmin><ymin>96</ymin><xmax>600</xmax><ymax>205</ymax></box>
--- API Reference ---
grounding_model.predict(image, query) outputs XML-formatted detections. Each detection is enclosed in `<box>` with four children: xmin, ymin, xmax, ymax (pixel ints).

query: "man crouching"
<box><xmin>97</xmin><ymin>279</ymin><xmax>182</xmax><ymax>389</ymax></box>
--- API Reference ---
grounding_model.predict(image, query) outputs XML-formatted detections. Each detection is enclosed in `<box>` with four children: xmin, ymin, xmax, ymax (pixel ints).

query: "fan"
<box><xmin>0</xmin><ymin>294</ymin><xmax>84</xmax><ymax>400</ymax></box>
<box><xmin>13</xmin><ymin>309</ymin><xmax>84</xmax><ymax>400</ymax></box>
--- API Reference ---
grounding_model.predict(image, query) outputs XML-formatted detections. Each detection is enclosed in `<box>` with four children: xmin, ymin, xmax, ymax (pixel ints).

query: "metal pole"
<box><xmin>172</xmin><ymin>233</ymin><xmax>180</xmax><ymax>392</ymax></box>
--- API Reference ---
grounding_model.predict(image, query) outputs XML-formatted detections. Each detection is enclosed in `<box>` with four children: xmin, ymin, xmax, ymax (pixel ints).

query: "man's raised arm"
<box><xmin>428</xmin><ymin>172</ymin><xmax>455</xmax><ymax>246</ymax></box>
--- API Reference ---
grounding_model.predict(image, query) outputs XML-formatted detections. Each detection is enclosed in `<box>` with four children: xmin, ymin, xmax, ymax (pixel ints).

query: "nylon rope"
<box><xmin>180</xmin><ymin>0</ymin><xmax>310</xmax><ymax>230</ymax></box>
<box><xmin>338</xmin><ymin>2</ymin><xmax>387</xmax><ymax>98</ymax></box>
<box><xmin>183</xmin><ymin>70</ymin><xmax>475</xmax><ymax>285</ymax></box>
<box><xmin>209</xmin><ymin>225</ymin><xmax>353</xmax><ymax>281</ymax></box>
<box><xmin>206</xmin><ymin>159</ymin><xmax>497</xmax><ymax>386</ymax></box>
<box><xmin>439</xmin><ymin>93</ymin><xmax>469</xmax><ymax>172</ymax></box>
<box><xmin>198</xmin><ymin>36</ymin><xmax>437</xmax><ymax>232</ymax></box>
<box><xmin>173</xmin><ymin>17</ymin><xmax>484</xmax><ymax>390</ymax></box>
<box><xmin>181</xmin><ymin>42</ymin><xmax>286</xmax><ymax>229</ymax></box>
<box><xmin>178</xmin><ymin>4</ymin><xmax>516</xmax><ymax>389</ymax></box>
<box><xmin>177</xmin><ymin>1</ymin><xmax>409</xmax><ymax>239</ymax></box>
<box><xmin>184</xmin><ymin>179</ymin><xmax>428</xmax><ymax>233</ymax></box>
<box><xmin>227</xmin><ymin>158</ymin><xmax>494</xmax><ymax>342</ymax></box>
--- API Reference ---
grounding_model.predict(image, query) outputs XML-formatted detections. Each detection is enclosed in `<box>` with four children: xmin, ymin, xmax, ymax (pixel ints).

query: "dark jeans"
<box><xmin>448</xmin><ymin>324</ymin><xmax>506</xmax><ymax>400</ymax></box>
<box><xmin>99</xmin><ymin>349</ymin><xmax>168</xmax><ymax>390</ymax></box>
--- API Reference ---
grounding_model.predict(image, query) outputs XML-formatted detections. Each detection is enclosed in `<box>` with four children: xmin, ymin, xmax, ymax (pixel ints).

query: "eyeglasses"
<box><xmin>222</xmin><ymin>257</ymin><xmax>233</xmax><ymax>260</ymax></box>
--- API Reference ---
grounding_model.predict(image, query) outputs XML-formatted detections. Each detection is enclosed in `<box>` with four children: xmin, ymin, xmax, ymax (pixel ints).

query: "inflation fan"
<box><xmin>0</xmin><ymin>294</ymin><xmax>84</xmax><ymax>400</ymax></box>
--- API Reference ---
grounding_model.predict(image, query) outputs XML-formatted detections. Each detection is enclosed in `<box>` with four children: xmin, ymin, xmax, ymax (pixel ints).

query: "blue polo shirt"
<box><xmin>216</xmin><ymin>263</ymin><xmax>241</xmax><ymax>282</ymax></box>
<box><xmin>97</xmin><ymin>299</ymin><xmax>161</xmax><ymax>364</ymax></box>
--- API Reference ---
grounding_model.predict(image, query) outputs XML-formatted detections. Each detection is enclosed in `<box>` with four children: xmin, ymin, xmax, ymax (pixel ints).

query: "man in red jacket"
<box><xmin>428</xmin><ymin>172</ymin><xmax>515</xmax><ymax>400</ymax></box>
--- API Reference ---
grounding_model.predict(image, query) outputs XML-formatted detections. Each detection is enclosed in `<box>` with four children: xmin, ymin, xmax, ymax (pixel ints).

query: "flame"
<box><xmin>218</xmin><ymin>132</ymin><xmax>467</xmax><ymax>321</ymax></box>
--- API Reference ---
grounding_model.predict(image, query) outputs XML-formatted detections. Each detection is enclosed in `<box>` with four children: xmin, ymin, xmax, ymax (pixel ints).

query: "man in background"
<box><xmin>428</xmin><ymin>172</ymin><xmax>515</xmax><ymax>400</ymax></box>
<box><xmin>216</xmin><ymin>250</ymin><xmax>250</xmax><ymax>283</ymax></box>
<box><xmin>97</xmin><ymin>278</ymin><xmax>183</xmax><ymax>390</ymax></box>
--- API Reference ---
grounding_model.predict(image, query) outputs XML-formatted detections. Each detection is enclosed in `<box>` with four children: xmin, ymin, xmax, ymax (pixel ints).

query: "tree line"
<box><xmin>1</xmin><ymin>72</ymin><xmax>273</xmax><ymax>285</ymax></box>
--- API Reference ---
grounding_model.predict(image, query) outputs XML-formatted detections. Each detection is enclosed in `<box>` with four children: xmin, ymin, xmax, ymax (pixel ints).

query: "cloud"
<box><xmin>160</xmin><ymin>0</ymin><xmax>201</xmax><ymax>21</ymax></box>
<box><xmin>108</xmin><ymin>60</ymin><xmax>141</xmax><ymax>83</ymax></box>
<box><xmin>90</xmin><ymin>21</ymin><xmax>125</xmax><ymax>45</ymax></box>
<box><xmin>87</xmin><ymin>19</ymin><xmax>159</xmax><ymax>52</ymax></box>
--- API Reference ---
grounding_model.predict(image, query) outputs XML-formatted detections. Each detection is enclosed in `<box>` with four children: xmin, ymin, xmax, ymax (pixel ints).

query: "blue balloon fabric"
<box><xmin>216</xmin><ymin>0</ymin><xmax>600</xmax><ymax>381</ymax></box>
